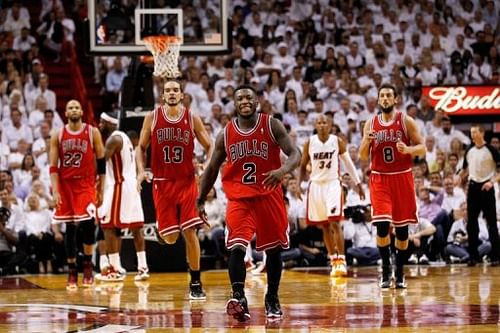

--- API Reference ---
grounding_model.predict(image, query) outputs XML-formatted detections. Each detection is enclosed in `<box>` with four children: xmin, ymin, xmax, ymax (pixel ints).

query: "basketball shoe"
<box><xmin>226</xmin><ymin>292</ymin><xmax>251</xmax><ymax>322</ymax></box>
<box><xmin>134</xmin><ymin>267</ymin><xmax>150</xmax><ymax>281</ymax></box>
<box><xmin>66</xmin><ymin>268</ymin><xmax>78</xmax><ymax>291</ymax></box>
<box><xmin>82</xmin><ymin>261</ymin><xmax>94</xmax><ymax>287</ymax></box>
<box><xmin>265</xmin><ymin>293</ymin><xmax>283</xmax><ymax>319</ymax></box>
<box><xmin>189</xmin><ymin>281</ymin><xmax>206</xmax><ymax>300</ymax></box>
<box><xmin>96</xmin><ymin>266</ymin><xmax>125</xmax><ymax>282</ymax></box>
<box><xmin>379</xmin><ymin>265</ymin><xmax>392</xmax><ymax>289</ymax></box>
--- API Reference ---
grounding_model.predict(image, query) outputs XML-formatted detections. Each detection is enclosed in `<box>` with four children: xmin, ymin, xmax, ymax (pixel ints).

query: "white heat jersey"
<box><xmin>98</xmin><ymin>130</ymin><xmax>144</xmax><ymax>227</ymax></box>
<box><xmin>308</xmin><ymin>134</ymin><xmax>340</xmax><ymax>182</ymax></box>
<box><xmin>105</xmin><ymin>130</ymin><xmax>136</xmax><ymax>185</ymax></box>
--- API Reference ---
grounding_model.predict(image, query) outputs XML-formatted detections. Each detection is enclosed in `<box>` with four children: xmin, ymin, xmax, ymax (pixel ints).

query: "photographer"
<box><xmin>407</xmin><ymin>218</ymin><xmax>436</xmax><ymax>265</ymax></box>
<box><xmin>0</xmin><ymin>206</ymin><xmax>21</xmax><ymax>275</ymax></box>
<box><xmin>344</xmin><ymin>204</ymin><xmax>379</xmax><ymax>266</ymax></box>
<box><xmin>445</xmin><ymin>202</ymin><xmax>491</xmax><ymax>263</ymax></box>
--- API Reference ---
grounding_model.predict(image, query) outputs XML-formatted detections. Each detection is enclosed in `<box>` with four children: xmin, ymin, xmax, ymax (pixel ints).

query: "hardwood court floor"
<box><xmin>0</xmin><ymin>265</ymin><xmax>499</xmax><ymax>332</ymax></box>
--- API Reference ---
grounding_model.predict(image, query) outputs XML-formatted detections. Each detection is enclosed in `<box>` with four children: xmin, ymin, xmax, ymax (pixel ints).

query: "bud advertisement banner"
<box><xmin>422</xmin><ymin>86</ymin><xmax>500</xmax><ymax>116</ymax></box>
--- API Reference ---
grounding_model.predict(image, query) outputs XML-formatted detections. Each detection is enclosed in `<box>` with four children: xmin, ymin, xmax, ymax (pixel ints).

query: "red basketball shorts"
<box><xmin>153</xmin><ymin>179</ymin><xmax>204</xmax><ymax>236</ymax></box>
<box><xmin>225</xmin><ymin>188</ymin><xmax>289</xmax><ymax>252</ymax></box>
<box><xmin>369</xmin><ymin>169</ymin><xmax>418</xmax><ymax>226</ymax></box>
<box><xmin>52</xmin><ymin>177</ymin><xmax>97</xmax><ymax>223</ymax></box>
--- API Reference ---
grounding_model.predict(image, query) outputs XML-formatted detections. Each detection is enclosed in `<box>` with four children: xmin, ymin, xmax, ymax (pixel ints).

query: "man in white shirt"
<box><xmin>441</xmin><ymin>176</ymin><xmax>466</xmax><ymax>215</ymax></box>
<box><xmin>1</xmin><ymin>109</ymin><xmax>33</xmax><ymax>151</ymax></box>
<box><xmin>435</xmin><ymin>117</ymin><xmax>471</xmax><ymax>154</ymax></box>
<box><xmin>27</xmin><ymin>73</ymin><xmax>56</xmax><ymax>112</ymax></box>
<box><xmin>12</xmin><ymin>27</ymin><xmax>36</xmax><ymax>53</ymax></box>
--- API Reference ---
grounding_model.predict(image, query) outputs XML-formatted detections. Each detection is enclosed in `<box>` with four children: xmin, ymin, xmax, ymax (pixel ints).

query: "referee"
<box><xmin>460</xmin><ymin>124</ymin><xmax>500</xmax><ymax>266</ymax></box>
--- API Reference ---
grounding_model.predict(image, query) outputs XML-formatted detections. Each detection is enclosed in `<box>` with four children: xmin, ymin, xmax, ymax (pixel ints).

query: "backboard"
<box><xmin>87</xmin><ymin>0</ymin><xmax>231</xmax><ymax>55</ymax></box>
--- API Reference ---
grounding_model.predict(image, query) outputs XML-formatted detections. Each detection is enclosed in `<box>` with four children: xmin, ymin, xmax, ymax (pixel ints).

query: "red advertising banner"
<box><xmin>422</xmin><ymin>86</ymin><xmax>500</xmax><ymax>116</ymax></box>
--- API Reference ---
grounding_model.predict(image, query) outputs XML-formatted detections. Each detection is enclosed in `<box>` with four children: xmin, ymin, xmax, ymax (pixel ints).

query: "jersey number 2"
<box><xmin>242</xmin><ymin>163</ymin><xmax>256</xmax><ymax>184</ymax></box>
<box><xmin>163</xmin><ymin>146</ymin><xmax>183</xmax><ymax>163</ymax></box>
<box><xmin>63</xmin><ymin>152</ymin><xmax>83</xmax><ymax>167</ymax></box>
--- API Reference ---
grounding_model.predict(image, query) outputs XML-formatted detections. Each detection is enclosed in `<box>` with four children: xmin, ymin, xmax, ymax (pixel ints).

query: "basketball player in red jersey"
<box><xmin>49</xmin><ymin>99</ymin><xmax>106</xmax><ymax>290</ymax></box>
<box><xmin>359</xmin><ymin>83</ymin><xmax>425</xmax><ymax>289</ymax></box>
<box><xmin>197</xmin><ymin>85</ymin><xmax>301</xmax><ymax>321</ymax></box>
<box><xmin>136</xmin><ymin>79</ymin><xmax>213</xmax><ymax>300</ymax></box>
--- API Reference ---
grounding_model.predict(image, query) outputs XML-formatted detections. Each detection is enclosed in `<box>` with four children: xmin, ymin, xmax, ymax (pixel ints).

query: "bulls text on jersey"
<box><xmin>228</xmin><ymin>139</ymin><xmax>269</xmax><ymax>163</ymax></box>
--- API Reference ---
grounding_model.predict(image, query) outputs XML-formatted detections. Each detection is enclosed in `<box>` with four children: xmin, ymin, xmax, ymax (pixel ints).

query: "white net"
<box><xmin>143</xmin><ymin>36</ymin><xmax>182</xmax><ymax>79</ymax></box>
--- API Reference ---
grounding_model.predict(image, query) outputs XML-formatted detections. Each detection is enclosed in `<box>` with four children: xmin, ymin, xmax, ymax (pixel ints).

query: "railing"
<box><xmin>69</xmin><ymin>43</ymin><xmax>95</xmax><ymax>125</ymax></box>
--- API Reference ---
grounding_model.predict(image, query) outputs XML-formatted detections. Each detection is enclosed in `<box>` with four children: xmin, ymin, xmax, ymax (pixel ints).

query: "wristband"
<box><xmin>49</xmin><ymin>166</ymin><xmax>58</xmax><ymax>174</ymax></box>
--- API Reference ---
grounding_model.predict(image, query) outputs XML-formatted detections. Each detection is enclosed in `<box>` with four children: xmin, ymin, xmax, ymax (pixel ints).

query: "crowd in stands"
<box><xmin>0</xmin><ymin>0</ymin><xmax>499</xmax><ymax>275</ymax></box>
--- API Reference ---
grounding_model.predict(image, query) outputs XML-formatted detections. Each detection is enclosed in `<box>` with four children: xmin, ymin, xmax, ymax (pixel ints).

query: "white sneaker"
<box><xmin>449</xmin><ymin>255</ymin><xmax>461</xmax><ymax>263</ymax></box>
<box><xmin>332</xmin><ymin>258</ymin><xmax>347</xmax><ymax>277</ymax></box>
<box><xmin>134</xmin><ymin>267</ymin><xmax>150</xmax><ymax>281</ymax></box>
<box><xmin>96</xmin><ymin>266</ymin><xmax>125</xmax><ymax>282</ymax></box>
<box><xmin>418</xmin><ymin>254</ymin><xmax>429</xmax><ymax>265</ymax></box>
<box><xmin>251</xmin><ymin>262</ymin><xmax>266</xmax><ymax>275</ymax></box>
<box><xmin>408</xmin><ymin>254</ymin><xmax>418</xmax><ymax>265</ymax></box>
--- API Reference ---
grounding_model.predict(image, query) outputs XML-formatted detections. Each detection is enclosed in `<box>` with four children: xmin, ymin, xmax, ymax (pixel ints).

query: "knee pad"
<box><xmin>395</xmin><ymin>238</ymin><xmax>409</xmax><ymax>250</ymax></box>
<box><xmin>79</xmin><ymin>219</ymin><xmax>96</xmax><ymax>245</ymax></box>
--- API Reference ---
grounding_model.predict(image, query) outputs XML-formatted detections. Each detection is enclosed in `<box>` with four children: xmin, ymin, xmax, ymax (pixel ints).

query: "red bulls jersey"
<box><xmin>58</xmin><ymin>123</ymin><xmax>96</xmax><ymax>180</ymax></box>
<box><xmin>150</xmin><ymin>105</ymin><xmax>195</xmax><ymax>180</ymax></box>
<box><xmin>222</xmin><ymin>113</ymin><xmax>282</xmax><ymax>199</ymax></box>
<box><xmin>369</xmin><ymin>111</ymin><xmax>413</xmax><ymax>173</ymax></box>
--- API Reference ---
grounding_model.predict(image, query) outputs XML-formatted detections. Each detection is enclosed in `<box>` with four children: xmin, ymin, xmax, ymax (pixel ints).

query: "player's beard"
<box><xmin>380</xmin><ymin>105</ymin><xmax>394</xmax><ymax>114</ymax></box>
<box><xmin>68</xmin><ymin>115</ymin><xmax>81</xmax><ymax>123</ymax></box>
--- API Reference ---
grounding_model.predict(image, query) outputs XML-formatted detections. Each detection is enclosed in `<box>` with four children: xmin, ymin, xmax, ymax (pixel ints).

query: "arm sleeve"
<box><xmin>340</xmin><ymin>151</ymin><xmax>361</xmax><ymax>184</ymax></box>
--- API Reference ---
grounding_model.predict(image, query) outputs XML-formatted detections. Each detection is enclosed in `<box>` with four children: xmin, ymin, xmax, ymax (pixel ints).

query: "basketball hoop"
<box><xmin>143</xmin><ymin>35</ymin><xmax>182</xmax><ymax>79</ymax></box>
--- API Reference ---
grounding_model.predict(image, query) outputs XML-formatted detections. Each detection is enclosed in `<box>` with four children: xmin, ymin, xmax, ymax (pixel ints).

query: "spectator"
<box><xmin>407</xmin><ymin>217</ymin><xmax>437</xmax><ymax>265</ymax></box>
<box><xmin>2</xmin><ymin>110</ymin><xmax>33</xmax><ymax>151</ymax></box>
<box><xmin>344</xmin><ymin>205</ymin><xmax>379</xmax><ymax>266</ymax></box>
<box><xmin>25</xmin><ymin>194</ymin><xmax>53</xmax><ymax>273</ymax></box>
<box><xmin>198</xmin><ymin>188</ymin><xmax>225</xmax><ymax>261</ymax></box>
<box><xmin>446</xmin><ymin>203</ymin><xmax>491</xmax><ymax>264</ymax></box>
<box><xmin>12</xmin><ymin>27</ymin><xmax>36</xmax><ymax>54</ymax></box>
<box><xmin>27</xmin><ymin>73</ymin><xmax>56</xmax><ymax>112</ymax></box>
<box><xmin>0</xmin><ymin>206</ymin><xmax>22</xmax><ymax>275</ymax></box>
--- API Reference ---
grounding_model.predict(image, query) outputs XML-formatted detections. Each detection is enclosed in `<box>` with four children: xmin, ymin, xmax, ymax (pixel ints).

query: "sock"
<box><xmin>228</xmin><ymin>249</ymin><xmax>246</xmax><ymax>295</ymax></box>
<box><xmin>136</xmin><ymin>251</ymin><xmax>148</xmax><ymax>269</ymax></box>
<box><xmin>100</xmin><ymin>254</ymin><xmax>109</xmax><ymax>269</ymax></box>
<box><xmin>190</xmin><ymin>270</ymin><xmax>201</xmax><ymax>283</ymax></box>
<box><xmin>266</xmin><ymin>250</ymin><xmax>282</xmax><ymax>296</ymax></box>
<box><xmin>378</xmin><ymin>245</ymin><xmax>391</xmax><ymax>267</ymax></box>
<box><xmin>109</xmin><ymin>253</ymin><xmax>120</xmax><ymax>270</ymax></box>
<box><xmin>396</xmin><ymin>249</ymin><xmax>408</xmax><ymax>277</ymax></box>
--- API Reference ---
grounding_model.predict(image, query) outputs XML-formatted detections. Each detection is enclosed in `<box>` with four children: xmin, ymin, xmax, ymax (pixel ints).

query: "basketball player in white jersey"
<box><xmin>299</xmin><ymin>115</ymin><xmax>365</xmax><ymax>276</ymax></box>
<box><xmin>97</xmin><ymin>112</ymin><xmax>149</xmax><ymax>281</ymax></box>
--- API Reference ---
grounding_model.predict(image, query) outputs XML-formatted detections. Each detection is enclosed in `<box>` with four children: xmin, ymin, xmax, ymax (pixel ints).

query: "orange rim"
<box><xmin>143</xmin><ymin>35</ymin><xmax>182</xmax><ymax>53</ymax></box>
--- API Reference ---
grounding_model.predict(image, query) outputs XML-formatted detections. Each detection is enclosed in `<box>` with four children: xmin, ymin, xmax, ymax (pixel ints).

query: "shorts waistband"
<box><xmin>370</xmin><ymin>168</ymin><xmax>412</xmax><ymax>175</ymax></box>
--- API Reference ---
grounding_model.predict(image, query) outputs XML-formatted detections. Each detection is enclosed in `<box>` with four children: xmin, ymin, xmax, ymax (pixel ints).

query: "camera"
<box><xmin>344</xmin><ymin>205</ymin><xmax>370</xmax><ymax>223</ymax></box>
<box><xmin>0</xmin><ymin>207</ymin><xmax>10</xmax><ymax>223</ymax></box>
<box><xmin>453</xmin><ymin>230</ymin><xmax>466</xmax><ymax>246</ymax></box>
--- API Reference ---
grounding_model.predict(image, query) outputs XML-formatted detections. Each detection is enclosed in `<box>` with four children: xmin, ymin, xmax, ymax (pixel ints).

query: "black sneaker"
<box><xmin>189</xmin><ymin>281</ymin><xmax>206</xmax><ymax>300</ymax></box>
<box><xmin>395</xmin><ymin>274</ymin><xmax>407</xmax><ymax>289</ymax></box>
<box><xmin>379</xmin><ymin>265</ymin><xmax>391</xmax><ymax>289</ymax></box>
<box><xmin>265</xmin><ymin>294</ymin><xmax>283</xmax><ymax>319</ymax></box>
<box><xmin>226</xmin><ymin>293</ymin><xmax>251</xmax><ymax>322</ymax></box>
